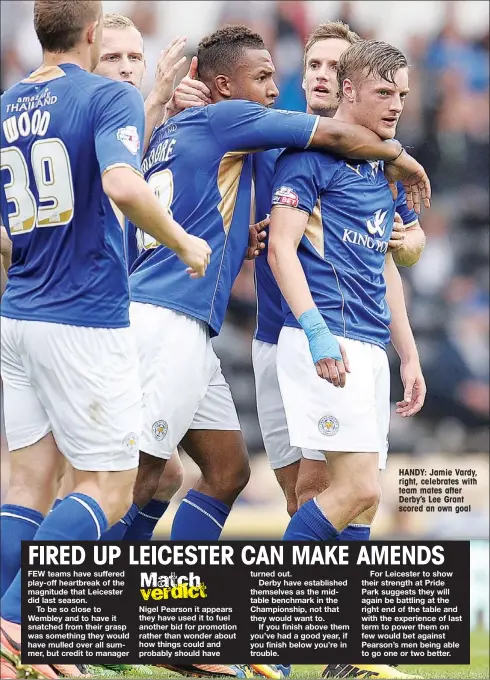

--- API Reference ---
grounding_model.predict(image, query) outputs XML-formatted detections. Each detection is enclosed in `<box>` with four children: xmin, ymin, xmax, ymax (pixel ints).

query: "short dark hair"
<box><xmin>336</xmin><ymin>39</ymin><xmax>408</xmax><ymax>96</ymax></box>
<box><xmin>34</xmin><ymin>0</ymin><xmax>101</xmax><ymax>53</ymax></box>
<box><xmin>197</xmin><ymin>25</ymin><xmax>266</xmax><ymax>81</ymax></box>
<box><xmin>304</xmin><ymin>21</ymin><xmax>361</xmax><ymax>71</ymax></box>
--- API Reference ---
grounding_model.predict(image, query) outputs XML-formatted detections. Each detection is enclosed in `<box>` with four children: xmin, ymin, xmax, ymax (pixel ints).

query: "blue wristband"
<box><xmin>298</xmin><ymin>308</ymin><xmax>342</xmax><ymax>363</ymax></box>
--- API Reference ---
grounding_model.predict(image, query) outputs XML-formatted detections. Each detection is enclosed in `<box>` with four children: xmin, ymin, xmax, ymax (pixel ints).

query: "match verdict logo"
<box><xmin>140</xmin><ymin>572</ymin><xmax>207</xmax><ymax>601</ymax></box>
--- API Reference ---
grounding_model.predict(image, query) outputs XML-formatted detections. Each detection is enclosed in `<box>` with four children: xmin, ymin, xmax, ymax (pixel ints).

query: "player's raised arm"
<box><xmin>206</xmin><ymin>100</ymin><xmax>430</xmax><ymax>212</ymax></box>
<box><xmin>94</xmin><ymin>81</ymin><xmax>211</xmax><ymax>277</ymax></box>
<box><xmin>143</xmin><ymin>36</ymin><xmax>188</xmax><ymax>153</ymax></box>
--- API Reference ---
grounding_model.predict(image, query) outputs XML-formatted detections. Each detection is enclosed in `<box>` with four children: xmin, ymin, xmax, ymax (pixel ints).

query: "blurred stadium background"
<box><xmin>1</xmin><ymin>0</ymin><xmax>488</xmax><ymax>621</ymax></box>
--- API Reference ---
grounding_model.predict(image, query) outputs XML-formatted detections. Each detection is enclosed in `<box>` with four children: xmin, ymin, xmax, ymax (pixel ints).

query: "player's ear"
<box><xmin>301</xmin><ymin>76</ymin><xmax>306</xmax><ymax>92</ymax></box>
<box><xmin>214</xmin><ymin>74</ymin><xmax>232</xmax><ymax>98</ymax></box>
<box><xmin>87</xmin><ymin>20</ymin><xmax>99</xmax><ymax>46</ymax></box>
<box><xmin>342</xmin><ymin>78</ymin><xmax>355</xmax><ymax>103</ymax></box>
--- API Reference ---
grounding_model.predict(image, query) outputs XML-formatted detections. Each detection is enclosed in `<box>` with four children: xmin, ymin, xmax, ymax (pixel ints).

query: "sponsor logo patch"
<box><xmin>152</xmin><ymin>420</ymin><xmax>168</xmax><ymax>441</ymax></box>
<box><xmin>117</xmin><ymin>125</ymin><xmax>140</xmax><ymax>155</ymax></box>
<box><xmin>272</xmin><ymin>186</ymin><xmax>299</xmax><ymax>208</ymax></box>
<box><xmin>366</xmin><ymin>209</ymin><xmax>388</xmax><ymax>236</ymax></box>
<box><xmin>318</xmin><ymin>415</ymin><xmax>339</xmax><ymax>437</ymax></box>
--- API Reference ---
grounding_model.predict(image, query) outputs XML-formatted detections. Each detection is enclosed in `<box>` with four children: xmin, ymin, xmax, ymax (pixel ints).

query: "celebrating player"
<box><xmin>0</xmin><ymin>0</ymin><xmax>210</xmax><ymax>676</ymax></box>
<box><xmin>49</xmin><ymin>13</ymin><xmax>187</xmax><ymax>545</ymax></box>
<box><xmin>270</xmin><ymin>38</ymin><xmax>421</xmax><ymax>532</ymax></box>
<box><xmin>266</xmin><ymin>42</ymin><xmax>425</xmax><ymax>680</ymax></box>
<box><xmin>251</xmin><ymin>22</ymin><xmax>426</xmax><ymax>524</ymax></box>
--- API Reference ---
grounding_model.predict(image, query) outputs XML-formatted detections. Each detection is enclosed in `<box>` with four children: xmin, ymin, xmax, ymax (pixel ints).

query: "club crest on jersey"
<box><xmin>366</xmin><ymin>209</ymin><xmax>388</xmax><ymax>236</ymax></box>
<box><xmin>152</xmin><ymin>420</ymin><xmax>168</xmax><ymax>441</ymax></box>
<box><xmin>272</xmin><ymin>186</ymin><xmax>299</xmax><ymax>208</ymax></box>
<box><xmin>123</xmin><ymin>432</ymin><xmax>139</xmax><ymax>453</ymax></box>
<box><xmin>318</xmin><ymin>415</ymin><xmax>339</xmax><ymax>436</ymax></box>
<box><xmin>116</xmin><ymin>125</ymin><xmax>140</xmax><ymax>155</ymax></box>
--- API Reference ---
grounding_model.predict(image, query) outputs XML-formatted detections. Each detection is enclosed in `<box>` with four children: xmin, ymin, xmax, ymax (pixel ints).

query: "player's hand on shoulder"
<box><xmin>246</xmin><ymin>215</ymin><xmax>269</xmax><ymax>259</ymax></box>
<box><xmin>309</xmin><ymin>331</ymin><xmax>351</xmax><ymax>388</ymax></box>
<box><xmin>388</xmin><ymin>212</ymin><xmax>405</xmax><ymax>252</ymax></box>
<box><xmin>396</xmin><ymin>359</ymin><xmax>426</xmax><ymax>417</ymax></box>
<box><xmin>150</xmin><ymin>36</ymin><xmax>188</xmax><ymax>108</ymax></box>
<box><xmin>167</xmin><ymin>56</ymin><xmax>212</xmax><ymax>117</ymax></box>
<box><xmin>385</xmin><ymin>150</ymin><xmax>431</xmax><ymax>215</ymax></box>
<box><xmin>177</xmin><ymin>232</ymin><xmax>212</xmax><ymax>278</ymax></box>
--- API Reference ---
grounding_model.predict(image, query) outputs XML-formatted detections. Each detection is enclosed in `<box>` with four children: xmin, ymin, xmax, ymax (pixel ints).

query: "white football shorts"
<box><xmin>277</xmin><ymin>328</ymin><xmax>390</xmax><ymax>469</ymax></box>
<box><xmin>252</xmin><ymin>338</ymin><xmax>324</xmax><ymax>470</ymax></box>
<box><xmin>130</xmin><ymin>302</ymin><xmax>240</xmax><ymax>459</ymax></box>
<box><xmin>1</xmin><ymin>317</ymin><xmax>141</xmax><ymax>471</ymax></box>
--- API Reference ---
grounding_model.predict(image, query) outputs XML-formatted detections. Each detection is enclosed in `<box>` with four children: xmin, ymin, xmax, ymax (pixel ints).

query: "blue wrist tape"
<box><xmin>298</xmin><ymin>308</ymin><xmax>342</xmax><ymax>363</ymax></box>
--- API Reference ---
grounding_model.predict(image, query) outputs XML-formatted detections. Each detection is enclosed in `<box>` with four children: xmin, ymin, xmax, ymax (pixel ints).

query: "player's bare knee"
<box><xmin>132</xmin><ymin>451</ymin><xmax>167</xmax><ymax>507</ymax></box>
<box><xmin>286</xmin><ymin>495</ymin><xmax>299</xmax><ymax>517</ymax></box>
<box><xmin>296</xmin><ymin>487</ymin><xmax>316</xmax><ymax>509</ymax></box>
<box><xmin>353</xmin><ymin>479</ymin><xmax>381</xmax><ymax>515</ymax></box>
<box><xmin>155</xmin><ymin>459</ymin><xmax>184</xmax><ymax>502</ymax></box>
<box><xmin>105</xmin><ymin>469</ymin><xmax>138</xmax><ymax>526</ymax></box>
<box><xmin>223</xmin><ymin>456</ymin><xmax>251</xmax><ymax>495</ymax></box>
<box><xmin>205</xmin><ymin>456</ymin><xmax>250</xmax><ymax>500</ymax></box>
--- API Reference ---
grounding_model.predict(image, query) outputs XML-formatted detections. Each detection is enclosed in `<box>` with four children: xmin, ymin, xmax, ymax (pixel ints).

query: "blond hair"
<box><xmin>304</xmin><ymin>21</ymin><xmax>361</xmax><ymax>71</ymax></box>
<box><xmin>336</xmin><ymin>39</ymin><xmax>408</xmax><ymax>98</ymax></box>
<box><xmin>103</xmin><ymin>13</ymin><xmax>137</xmax><ymax>30</ymax></box>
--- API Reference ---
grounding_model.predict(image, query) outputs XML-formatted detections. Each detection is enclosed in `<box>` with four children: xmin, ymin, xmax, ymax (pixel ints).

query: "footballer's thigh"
<box><xmin>277</xmin><ymin>328</ymin><xmax>382</xmax><ymax>453</ymax></box>
<box><xmin>16</xmin><ymin>319</ymin><xmax>142</xmax><ymax>473</ymax></box>
<box><xmin>1</xmin><ymin>317</ymin><xmax>67</xmax><ymax>513</ymax></box>
<box><xmin>183</xmin><ymin>343</ymin><xmax>250</xmax><ymax>505</ymax></box>
<box><xmin>277</xmin><ymin>328</ymin><xmax>383</xmax><ymax>524</ymax></box>
<box><xmin>130</xmin><ymin>303</ymin><xmax>211</xmax><ymax>460</ymax></box>
<box><xmin>252</xmin><ymin>338</ymin><xmax>326</xmax><ymax>514</ymax></box>
<box><xmin>374</xmin><ymin>344</ymin><xmax>391</xmax><ymax>471</ymax></box>
<box><xmin>252</xmin><ymin>339</ymin><xmax>303</xmax><ymax>470</ymax></box>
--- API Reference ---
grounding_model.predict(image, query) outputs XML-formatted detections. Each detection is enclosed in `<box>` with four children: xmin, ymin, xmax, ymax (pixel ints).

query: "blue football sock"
<box><xmin>0</xmin><ymin>504</ymin><xmax>44</xmax><ymax>597</ymax></box>
<box><xmin>124</xmin><ymin>499</ymin><xmax>169</xmax><ymax>541</ymax></box>
<box><xmin>1</xmin><ymin>493</ymin><xmax>107</xmax><ymax>624</ymax></box>
<box><xmin>337</xmin><ymin>523</ymin><xmax>371</xmax><ymax>541</ymax></box>
<box><xmin>49</xmin><ymin>498</ymin><xmax>63</xmax><ymax>512</ymax></box>
<box><xmin>171</xmin><ymin>489</ymin><xmax>230</xmax><ymax>540</ymax></box>
<box><xmin>283</xmin><ymin>498</ymin><xmax>340</xmax><ymax>540</ymax></box>
<box><xmin>101</xmin><ymin>503</ymin><xmax>140</xmax><ymax>541</ymax></box>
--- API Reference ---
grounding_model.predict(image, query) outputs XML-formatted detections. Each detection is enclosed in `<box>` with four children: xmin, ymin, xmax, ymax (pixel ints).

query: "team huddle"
<box><xmin>0</xmin><ymin>1</ymin><xmax>430</xmax><ymax>679</ymax></box>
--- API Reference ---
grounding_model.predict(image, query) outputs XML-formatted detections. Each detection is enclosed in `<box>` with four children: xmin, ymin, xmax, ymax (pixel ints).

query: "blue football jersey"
<box><xmin>125</xmin><ymin>219</ymin><xmax>139</xmax><ymax>273</ymax></box>
<box><xmin>253</xmin><ymin>149</ymin><xmax>283</xmax><ymax>344</ymax></box>
<box><xmin>272</xmin><ymin>150</ymin><xmax>412</xmax><ymax>348</ymax></box>
<box><xmin>129</xmin><ymin>100</ymin><xmax>318</xmax><ymax>336</ymax></box>
<box><xmin>0</xmin><ymin>63</ymin><xmax>145</xmax><ymax>327</ymax></box>
<box><xmin>255</xmin><ymin>148</ymin><xmax>418</xmax><ymax>345</ymax></box>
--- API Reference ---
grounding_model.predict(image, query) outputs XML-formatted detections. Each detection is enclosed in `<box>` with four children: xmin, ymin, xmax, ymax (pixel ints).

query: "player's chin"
<box><xmin>377</xmin><ymin>122</ymin><xmax>398</xmax><ymax>140</ymax></box>
<box><xmin>309</xmin><ymin>96</ymin><xmax>336</xmax><ymax>116</ymax></box>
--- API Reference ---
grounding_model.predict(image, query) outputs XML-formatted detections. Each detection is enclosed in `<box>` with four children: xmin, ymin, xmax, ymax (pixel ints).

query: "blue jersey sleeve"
<box><xmin>92</xmin><ymin>81</ymin><xmax>145</xmax><ymax>176</ymax></box>
<box><xmin>207</xmin><ymin>100</ymin><xmax>319</xmax><ymax>153</ymax></box>
<box><xmin>124</xmin><ymin>220</ymin><xmax>139</xmax><ymax>273</ymax></box>
<box><xmin>395</xmin><ymin>182</ymin><xmax>418</xmax><ymax>227</ymax></box>
<box><xmin>271</xmin><ymin>149</ymin><xmax>337</xmax><ymax>215</ymax></box>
